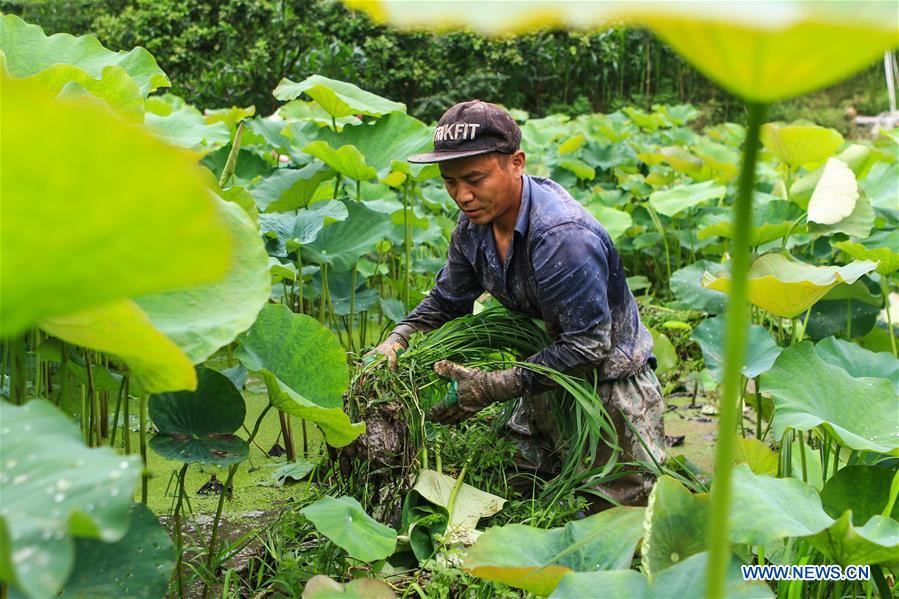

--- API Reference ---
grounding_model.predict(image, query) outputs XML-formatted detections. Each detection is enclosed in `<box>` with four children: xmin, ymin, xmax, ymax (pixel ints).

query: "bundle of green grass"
<box><xmin>332</xmin><ymin>307</ymin><xmax>634</xmax><ymax>524</ymax></box>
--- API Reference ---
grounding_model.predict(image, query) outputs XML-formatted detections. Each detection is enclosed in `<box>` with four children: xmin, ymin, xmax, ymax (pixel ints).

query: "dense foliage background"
<box><xmin>2</xmin><ymin>0</ymin><xmax>891</xmax><ymax>129</ymax></box>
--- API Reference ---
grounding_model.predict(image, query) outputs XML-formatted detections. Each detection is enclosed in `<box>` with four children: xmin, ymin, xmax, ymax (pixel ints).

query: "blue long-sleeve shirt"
<box><xmin>396</xmin><ymin>175</ymin><xmax>655</xmax><ymax>392</ymax></box>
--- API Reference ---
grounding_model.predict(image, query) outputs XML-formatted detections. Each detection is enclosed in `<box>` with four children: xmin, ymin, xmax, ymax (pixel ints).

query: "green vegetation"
<box><xmin>1</xmin><ymin>5</ymin><xmax>898</xmax><ymax>599</ymax></box>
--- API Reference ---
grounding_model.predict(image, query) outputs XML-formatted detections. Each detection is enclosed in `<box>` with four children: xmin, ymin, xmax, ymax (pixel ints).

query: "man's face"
<box><xmin>439</xmin><ymin>151</ymin><xmax>525</xmax><ymax>226</ymax></box>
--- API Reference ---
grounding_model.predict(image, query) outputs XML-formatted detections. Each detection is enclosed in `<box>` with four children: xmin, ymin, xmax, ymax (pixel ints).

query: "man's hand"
<box><xmin>369</xmin><ymin>331</ymin><xmax>408</xmax><ymax>371</ymax></box>
<box><xmin>428</xmin><ymin>360</ymin><xmax>523</xmax><ymax>424</ymax></box>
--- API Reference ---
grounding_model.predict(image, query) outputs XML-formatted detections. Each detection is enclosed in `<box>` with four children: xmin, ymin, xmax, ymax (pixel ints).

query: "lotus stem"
<box><xmin>173</xmin><ymin>462</ymin><xmax>189</xmax><ymax>599</ymax></box>
<box><xmin>139</xmin><ymin>394</ymin><xmax>149</xmax><ymax>504</ymax></box>
<box><xmin>881</xmin><ymin>278</ymin><xmax>897</xmax><ymax>357</ymax></box>
<box><xmin>706</xmin><ymin>101</ymin><xmax>766</xmax><ymax>599</ymax></box>
<box><xmin>218</xmin><ymin>121</ymin><xmax>244</xmax><ymax>188</ymax></box>
<box><xmin>348</xmin><ymin>263</ymin><xmax>357</xmax><ymax>353</ymax></box>
<box><xmin>403</xmin><ymin>180</ymin><xmax>413</xmax><ymax>307</ymax></box>
<box><xmin>109</xmin><ymin>374</ymin><xmax>127</xmax><ymax>448</ymax></box>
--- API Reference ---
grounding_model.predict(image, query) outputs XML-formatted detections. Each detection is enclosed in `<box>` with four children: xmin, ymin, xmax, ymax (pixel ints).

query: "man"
<box><xmin>374</xmin><ymin>100</ymin><xmax>666</xmax><ymax>507</ymax></box>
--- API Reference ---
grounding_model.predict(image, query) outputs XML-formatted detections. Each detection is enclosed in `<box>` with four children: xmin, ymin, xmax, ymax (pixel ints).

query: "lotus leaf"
<box><xmin>670</xmin><ymin>260</ymin><xmax>728</xmax><ymax>314</ymax></box>
<box><xmin>0</xmin><ymin>400</ymin><xmax>141</xmax><ymax>599</ymax></box>
<box><xmin>649</xmin><ymin>181</ymin><xmax>726</xmax><ymax>218</ymax></box>
<box><xmin>558</xmin><ymin>158</ymin><xmax>595</xmax><ymax>181</ymax></box>
<box><xmin>347</xmin><ymin>2</ymin><xmax>898</xmax><ymax>103</ymax></box>
<box><xmin>861</xmin><ymin>162</ymin><xmax>899</xmax><ymax>210</ymax></box>
<box><xmin>279</xmin><ymin>99</ymin><xmax>360</xmax><ymax>129</ymax></box>
<box><xmin>698</xmin><ymin>200</ymin><xmax>803</xmax><ymax>247</ymax></box>
<box><xmin>58</xmin><ymin>503</ymin><xmax>174</xmax><ymax>599</ymax></box>
<box><xmin>303</xmin><ymin>140</ymin><xmax>377</xmax><ymax>182</ymax></box>
<box><xmin>204</xmin><ymin>105</ymin><xmax>256</xmax><ymax>131</ymax></box>
<box><xmin>732</xmin><ymin>436</ymin><xmax>778</xmax><ymax>476</ymax></box>
<box><xmin>586</xmin><ymin>204</ymin><xmax>632</xmax><ymax>241</ymax></box>
<box><xmin>808</xmin><ymin>511</ymin><xmax>899</xmax><ymax>567</ymax></box>
<box><xmin>641</xmin><ymin>477</ymin><xmax>709</xmax><ymax>576</ymax></box>
<box><xmin>251</xmin><ymin>162</ymin><xmax>334</xmax><ymax>213</ymax></box>
<box><xmin>302</xmin><ymin>200</ymin><xmax>394</xmax><ymax>272</ymax></box>
<box><xmin>813</xmin><ymin>336</ymin><xmax>899</xmax><ymax>393</ymax></box>
<box><xmin>135</xmin><ymin>197</ymin><xmax>270</xmax><ymax>364</ymax></box>
<box><xmin>807</xmin><ymin>195</ymin><xmax>874</xmax><ymax>239</ymax></box>
<box><xmin>725</xmin><ymin>464</ymin><xmax>833</xmax><ymax>545</ymax></box>
<box><xmin>463</xmin><ymin>507</ymin><xmax>645</xmax><ymax>596</ymax></box>
<box><xmin>702</xmin><ymin>254</ymin><xmax>877</xmax><ymax>318</ymax></box>
<box><xmin>649</xmin><ymin>329</ymin><xmax>677</xmax><ymax>375</ymax></box>
<box><xmin>318</xmin><ymin>110</ymin><xmax>432</xmax><ymax>179</ymax></box>
<box><xmin>760</xmin><ymin>342</ymin><xmax>899</xmax><ymax>455</ymax></box>
<box><xmin>760</xmin><ymin>124</ymin><xmax>844</xmax><ymax>172</ymax></box>
<box><xmin>149</xmin><ymin>367</ymin><xmax>249</xmax><ymax>465</ymax></box>
<box><xmin>692</xmin><ymin>315</ymin><xmax>782</xmax><ymax>381</ymax></box>
<box><xmin>236</xmin><ymin>304</ymin><xmax>361</xmax><ymax>447</ymax></box>
<box><xmin>833</xmin><ymin>230</ymin><xmax>899</xmax><ymax>276</ymax></box>
<box><xmin>820</xmin><ymin>465</ymin><xmax>899</xmax><ymax>525</ymax></box>
<box><xmin>807</xmin><ymin>158</ymin><xmax>858</xmax><ymax>224</ymax></box>
<box><xmin>302</xmin><ymin>575</ymin><xmax>396</xmax><ymax>599</ymax></box>
<box><xmin>1</xmin><ymin>79</ymin><xmax>231</xmax><ymax>337</ymax></box>
<box><xmin>549</xmin><ymin>552</ymin><xmax>772</xmax><ymax>599</ymax></box>
<box><xmin>274</xmin><ymin>74</ymin><xmax>404</xmax><ymax>118</ymax></box>
<box><xmin>0</xmin><ymin>14</ymin><xmax>169</xmax><ymax>95</ymax></box>
<box><xmin>41</xmin><ymin>299</ymin><xmax>196</xmax><ymax>393</ymax></box>
<box><xmin>412</xmin><ymin>470</ymin><xmax>505</xmax><ymax>534</ymax></box>
<box><xmin>300</xmin><ymin>496</ymin><xmax>397</xmax><ymax>561</ymax></box>
<box><xmin>144</xmin><ymin>107</ymin><xmax>231</xmax><ymax>153</ymax></box>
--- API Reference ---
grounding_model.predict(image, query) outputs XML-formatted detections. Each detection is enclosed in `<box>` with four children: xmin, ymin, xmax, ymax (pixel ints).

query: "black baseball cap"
<box><xmin>408</xmin><ymin>100</ymin><xmax>521</xmax><ymax>163</ymax></box>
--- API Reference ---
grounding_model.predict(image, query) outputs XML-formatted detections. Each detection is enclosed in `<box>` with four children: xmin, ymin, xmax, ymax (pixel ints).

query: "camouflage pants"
<box><xmin>503</xmin><ymin>362</ymin><xmax>666</xmax><ymax>509</ymax></box>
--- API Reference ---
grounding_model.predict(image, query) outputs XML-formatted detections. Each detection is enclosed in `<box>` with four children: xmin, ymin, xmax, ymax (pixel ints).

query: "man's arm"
<box><xmin>392</xmin><ymin>223</ymin><xmax>485</xmax><ymax>339</ymax></box>
<box><xmin>520</xmin><ymin>223</ymin><xmax>614</xmax><ymax>392</ymax></box>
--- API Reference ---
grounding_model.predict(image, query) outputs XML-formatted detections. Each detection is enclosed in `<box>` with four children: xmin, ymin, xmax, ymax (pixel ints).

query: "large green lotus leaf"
<box><xmin>293</xmin><ymin>200</ymin><xmax>350</xmax><ymax>246</ymax></box>
<box><xmin>641</xmin><ymin>476</ymin><xmax>709</xmax><ymax>576</ymax></box>
<box><xmin>134</xmin><ymin>197</ymin><xmax>270</xmax><ymax>364</ymax></box>
<box><xmin>623</xmin><ymin>106</ymin><xmax>666</xmax><ymax>131</ymax></box>
<box><xmin>649</xmin><ymin>328</ymin><xmax>677</xmax><ymax>375</ymax></box>
<box><xmin>58</xmin><ymin>503</ymin><xmax>174</xmax><ymax>599</ymax></box>
<box><xmin>725</xmin><ymin>464</ymin><xmax>833</xmax><ymax>545</ymax></box>
<box><xmin>790</xmin><ymin>144</ymin><xmax>879</xmax><ymax>209</ymax></box>
<box><xmin>692</xmin><ymin>315</ymin><xmax>782</xmax><ymax>382</ymax></box>
<box><xmin>807</xmin><ymin>158</ymin><xmax>858</xmax><ymax>224</ymax></box>
<box><xmin>463</xmin><ymin>507</ymin><xmax>645</xmax><ymax>596</ymax></box>
<box><xmin>834</xmin><ymin>231</ymin><xmax>899</xmax><ymax>276</ymax></box>
<box><xmin>302</xmin><ymin>200</ymin><xmax>394</xmax><ymax>272</ymax></box>
<box><xmin>412</xmin><ymin>470</ymin><xmax>505</xmax><ymax>534</ymax></box>
<box><xmin>202</xmin><ymin>146</ymin><xmax>273</xmax><ymax>189</ymax></box>
<box><xmin>693</xmin><ymin>139</ymin><xmax>739</xmax><ymax>183</ymax></box>
<box><xmin>274</xmin><ymin>74</ymin><xmax>404</xmax><ymax>118</ymax></box>
<box><xmin>549</xmin><ymin>552</ymin><xmax>773</xmax><ymax>599</ymax></box>
<box><xmin>0</xmin><ymin>400</ymin><xmax>141</xmax><ymax>599</ymax></box>
<box><xmin>348</xmin><ymin>3</ymin><xmax>897</xmax><ymax>104</ymax></box>
<box><xmin>655</xmin><ymin>103</ymin><xmax>700</xmax><ymax>126</ymax></box>
<box><xmin>656</xmin><ymin>146</ymin><xmax>703</xmax><ymax>174</ymax></box>
<box><xmin>805</xmin><ymin>287</ymin><xmax>881</xmax><ymax>341</ymax></box>
<box><xmin>733</xmin><ymin>436</ymin><xmax>778</xmax><ymax>477</ymax></box>
<box><xmin>808</xmin><ymin>511</ymin><xmax>899</xmax><ymax>567</ymax></box>
<box><xmin>300</xmin><ymin>496</ymin><xmax>397</xmax><ymax>561</ymax></box>
<box><xmin>236</xmin><ymin>304</ymin><xmax>360</xmax><ymax>447</ymax></box>
<box><xmin>0</xmin><ymin>14</ymin><xmax>169</xmax><ymax>95</ymax></box>
<box><xmin>302</xmin><ymin>575</ymin><xmax>396</xmax><ymax>599</ymax></box>
<box><xmin>149</xmin><ymin>367</ymin><xmax>248</xmax><ymax>465</ymax></box>
<box><xmin>279</xmin><ymin>99</ymin><xmax>361</xmax><ymax>129</ymax></box>
<box><xmin>1</xmin><ymin>79</ymin><xmax>231</xmax><ymax>337</ymax></box>
<box><xmin>760</xmin><ymin>124</ymin><xmax>844</xmax><ymax>171</ymax></box>
<box><xmin>204</xmin><ymin>104</ymin><xmax>256</xmax><ymax>131</ymax></box>
<box><xmin>649</xmin><ymin>181</ymin><xmax>726</xmax><ymax>218</ymax></box>
<box><xmin>814</xmin><ymin>337</ymin><xmax>899</xmax><ymax>393</ymax></box>
<box><xmin>303</xmin><ymin>140</ymin><xmax>377</xmax><ymax>182</ymax></box>
<box><xmin>807</xmin><ymin>194</ymin><xmax>874</xmax><ymax>240</ymax></box>
<box><xmin>581</xmin><ymin>140</ymin><xmax>638</xmax><ymax>171</ymax></box>
<box><xmin>558</xmin><ymin>158</ymin><xmax>595</xmax><ymax>181</ymax></box>
<box><xmin>251</xmin><ymin>162</ymin><xmax>333</xmax><ymax>213</ymax></box>
<box><xmin>669</xmin><ymin>260</ymin><xmax>728</xmax><ymax>314</ymax></box>
<box><xmin>703</xmin><ymin>254</ymin><xmax>877</xmax><ymax>318</ymax></box>
<box><xmin>144</xmin><ymin>107</ymin><xmax>231</xmax><ymax>154</ymax></box>
<box><xmin>40</xmin><ymin>299</ymin><xmax>196</xmax><ymax>393</ymax></box>
<box><xmin>586</xmin><ymin>203</ymin><xmax>632</xmax><ymax>241</ymax></box>
<box><xmin>318</xmin><ymin>110</ymin><xmax>432</xmax><ymax>179</ymax></box>
<box><xmin>3</xmin><ymin>58</ymin><xmax>145</xmax><ymax>122</ymax></box>
<box><xmin>698</xmin><ymin>200</ymin><xmax>804</xmax><ymax>247</ymax></box>
<box><xmin>862</xmin><ymin>162</ymin><xmax>899</xmax><ymax>211</ymax></box>
<box><xmin>820</xmin><ymin>465</ymin><xmax>899</xmax><ymax>525</ymax></box>
<box><xmin>760</xmin><ymin>342</ymin><xmax>899</xmax><ymax>455</ymax></box>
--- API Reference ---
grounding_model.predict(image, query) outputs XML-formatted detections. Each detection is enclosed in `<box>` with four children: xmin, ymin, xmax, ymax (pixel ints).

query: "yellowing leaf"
<box><xmin>703</xmin><ymin>254</ymin><xmax>878</xmax><ymax>318</ymax></box>
<box><xmin>558</xmin><ymin>133</ymin><xmax>586</xmax><ymax>155</ymax></box>
<box><xmin>40</xmin><ymin>300</ymin><xmax>196</xmax><ymax>393</ymax></box>
<box><xmin>1</xmin><ymin>78</ymin><xmax>231</xmax><ymax>337</ymax></box>
<box><xmin>761</xmin><ymin>124</ymin><xmax>844</xmax><ymax>172</ymax></box>
<box><xmin>808</xmin><ymin>158</ymin><xmax>858</xmax><ymax>225</ymax></box>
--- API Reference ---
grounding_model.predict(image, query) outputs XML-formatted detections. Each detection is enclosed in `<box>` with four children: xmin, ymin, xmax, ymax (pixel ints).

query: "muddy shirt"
<box><xmin>397</xmin><ymin>175</ymin><xmax>656</xmax><ymax>392</ymax></box>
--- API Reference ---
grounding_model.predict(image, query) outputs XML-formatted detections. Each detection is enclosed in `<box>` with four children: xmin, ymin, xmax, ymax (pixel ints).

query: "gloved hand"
<box><xmin>369</xmin><ymin>330</ymin><xmax>409</xmax><ymax>371</ymax></box>
<box><xmin>429</xmin><ymin>360</ymin><xmax>523</xmax><ymax>424</ymax></box>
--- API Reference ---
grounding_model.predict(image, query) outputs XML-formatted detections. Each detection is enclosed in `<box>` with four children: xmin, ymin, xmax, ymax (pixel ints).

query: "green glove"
<box><xmin>429</xmin><ymin>360</ymin><xmax>523</xmax><ymax>424</ymax></box>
